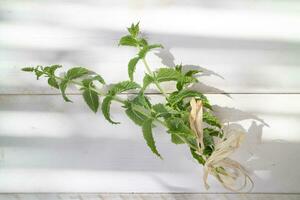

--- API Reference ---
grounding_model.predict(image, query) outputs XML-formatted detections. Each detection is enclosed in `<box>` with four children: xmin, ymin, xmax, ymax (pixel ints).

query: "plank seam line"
<box><xmin>0</xmin><ymin>192</ymin><xmax>299</xmax><ymax>195</ymax></box>
<box><xmin>1</xmin><ymin>92</ymin><xmax>300</xmax><ymax>95</ymax></box>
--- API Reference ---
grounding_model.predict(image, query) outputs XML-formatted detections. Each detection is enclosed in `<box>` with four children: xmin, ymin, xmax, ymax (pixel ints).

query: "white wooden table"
<box><xmin>0</xmin><ymin>0</ymin><xmax>300</xmax><ymax>196</ymax></box>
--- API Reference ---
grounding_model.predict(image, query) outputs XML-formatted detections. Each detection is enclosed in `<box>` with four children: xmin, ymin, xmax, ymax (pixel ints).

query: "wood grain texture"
<box><xmin>0</xmin><ymin>94</ymin><xmax>299</xmax><ymax>192</ymax></box>
<box><xmin>0</xmin><ymin>193</ymin><xmax>299</xmax><ymax>200</ymax></box>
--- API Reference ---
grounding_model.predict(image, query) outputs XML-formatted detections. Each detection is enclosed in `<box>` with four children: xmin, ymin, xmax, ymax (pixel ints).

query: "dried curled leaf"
<box><xmin>189</xmin><ymin>98</ymin><xmax>204</xmax><ymax>152</ymax></box>
<box><xmin>202</xmin><ymin>131</ymin><xmax>253</xmax><ymax>191</ymax></box>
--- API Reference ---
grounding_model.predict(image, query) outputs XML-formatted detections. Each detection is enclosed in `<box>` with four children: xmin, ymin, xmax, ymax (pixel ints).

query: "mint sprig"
<box><xmin>22</xmin><ymin>22</ymin><xmax>229</xmax><ymax>189</ymax></box>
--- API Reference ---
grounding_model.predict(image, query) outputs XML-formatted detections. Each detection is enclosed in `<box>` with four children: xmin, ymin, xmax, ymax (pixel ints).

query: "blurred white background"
<box><xmin>0</xmin><ymin>0</ymin><xmax>300</xmax><ymax>193</ymax></box>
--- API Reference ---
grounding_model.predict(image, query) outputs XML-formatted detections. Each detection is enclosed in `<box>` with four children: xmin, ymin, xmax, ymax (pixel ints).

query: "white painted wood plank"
<box><xmin>2</xmin><ymin>47</ymin><xmax>300</xmax><ymax>94</ymax></box>
<box><xmin>1</xmin><ymin>0</ymin><xmax>300</xmax><ymax>93</ymax></box>
<box><xmin>0</xmin><ymin>94</ymin><xmax>299</xmax><ymax>192</ymax></box>
<box><xmin>0</xmin><ymin>193</ymin><xmax>299</xmax><ymax>200</ymax></box>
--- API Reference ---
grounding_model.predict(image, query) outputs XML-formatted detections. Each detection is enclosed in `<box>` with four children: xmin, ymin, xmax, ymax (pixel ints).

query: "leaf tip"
<box><xmin>22</xmin><ymin>67</ymin><xmax>34</xmax><ymax>72</ymax></box>
<box><xmin>110</xmin><ymin>120</ymin><xmax>120</xmax><ymax>125</ymax></box>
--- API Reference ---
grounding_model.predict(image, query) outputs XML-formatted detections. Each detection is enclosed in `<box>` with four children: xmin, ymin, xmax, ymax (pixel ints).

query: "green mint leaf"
<box><xmin>127</xmin><ymin>22</ymin><xmax>139</xmax><ymax>37</ymax></box>
<box><xmin>148</xmin><ymin>44</ymin><xmax>163</xmax><ymax>49</ymax></box>
<box><xmin>142</xmin><ymin>119</ymin><xmax>161</xmax><ymax>158</ymax></box>
<box><xmin>93</xmin><ymin>75</ymin><xmax>105</xmax><ymax>84</ymax></box>
<box><xmin>101</xmin><ymin>95</ymin><xmax>119</xmax><ymax>124</ymax></box>
<box><xmin>47</xmin><ymin>77</ymin><xmax>59</xmax><ymax>89</ymax></box>
<box><xmin>44</xmin><ymin>65</ymin><xmax>62</xmax><ymax>75</ymax></box>
<box><xmin>152</xmin><ymin>103</ymin><xmax>178</xmax><ymax>118</ymax></box>
<box><xmin>59</xmin><ymin>79</ymin><xmax>72</xmax><ymax>102</ymax></box>
<box><xmin>142</xmin><ymin>68</ymin><xmax>182</xmax><ymax>92</ymax></box>
<box><xmin>176</xmin><ymin>81</ymin><xmax>184</xmax><ymax>91</ymax></box>
<box><xmin>155</xmin><ymin>68</ymin><xmax>181</xmax><ymax>82</ymax></box>
<box><xmin>182</xmin><ymin>75</ymin><xmax>198</xmax><ymax>84</ymax></box>
<box><xmin>203</xmin><ymin>130</ymin><xmax>215</xmax><ymax>156</ymax></box>
<box><xmin>190</xmin><ymin>148</ymin><xmax>205</xmax><ymax>165</ymax></box>
<box><xmin>138</xmin><ymin>38</ymin><xmax>148</xmax><ymax>46</ymax></box>
<box><xmin>203</xmin><ymin>146</ymin><xmax>214</xmax><ymax>156</ymax></box>
<box><xmin>119</xmin><ymin>35</ymin><xmax>137</xmax><ymax>47</ymax></box>
<box><xmin>138</xmin><ymin>43</ymin><xmax>163</xmax><ymax>58</ymax></box>
<box><xmin>174</xmin><ymin>65</ymin><xmax>199</xmax><ymax>91</ymax></box>
<box><xmin>138</xmin><ymin>45</ymin><xmax>149</xmax><ymax>58</ymax></box>
<box><xmin>108</xmin><ymin>81</ymin><xmax>140</xmax><ymax>95</ymax></box>
<box><xmin>125</xmin><ymin>105</ymin><xmax>147</xmax><ymax>126</ymax></box>
<box><xmin>82</xmin><ymin>75</ymin><xmax>105</xmax><ymax>88</ymax></box>
<box><xmin>175</xmin><ymin>64</ymin><xmax>183</xmax><ymax>72</ymax></box>
<box><xmin>166</xmin><ymin>118</ymin><xmax>195</xmax><ymax>138</ymax></box>
<box><xmin>168</xmin><ymin>89</ymin><xmax>211</xmax><ymax>109</ymax></box>
<box><xmin>152</xmin><ymin>104</ymin><xmax>167</xmax><ymax>113</ymax></box>
<box><xmin>203</xmin><ymin>112</ymin><xmax>221</xmax><ymax>128</ymax></box>
<box><xmin>203</xmin><ymin>130</ymin><xmax>214</xmax><ymax>147</ymax></box>
<box><xmin>124</xmin><ymin>93</ymin><xmax>152</xmax><ymax>126</ymax></box>
<box><xmin>152</xmin><ymin>104</ymin><xmax>169</xmax><ymax>117</ymax></box>
<box><xmin>171</xmin><ymin>67</ymin><xmax>200</xmax><ymax>91</ymax></box>
<box><xmin>22</xmin><ymin>67</ymin><xmax>34</xmax><ymax>72</ymax></box>
<box><xmin>131</xmin><ymin>93</ymin><xmax>152</xmax><ymax>108</ymax></box>
<box><xmin>128</xmin><ymin>57</ymin><xmax>140</xmax><ymax>81</ymax></box>
<box><xmin>176</xmin><ymin>75</ymin><xmax>198</xmax><ymax>91</ymax></box>
<box><xmin>82</xmin><ymin>88</ymin><xmax>99</xmax><ymax>113</ymax></box>
<box><xmin>34</xmin><ymin>69</ymin><xmax>43</xmax><ymax>80</ymax></box>
<box><xmin>142</xmin><ymin>73</ymin><xmax>154</xmax><ymax>91</ymax></box>
<box><xmin>82</xmin><ymin>79</ymin><xmax>93</xmax><ymax>88</ymax></box>
<box><xmin>204</xmin><ymin>128</ymin><xmax>221</xmax><ymax>137</ymax></box>
<box><xmin>171</xmin><ymin>134</ymin><xmax>185</xmax><ymax>144</ymax></box>
<box><xmin>66</xmin><ymin>67</ymin><xmax>89</xmax><ymax>80</ymax></box>
<box><xmin>185</xmin><ymin>69</ymin><xmax>201</xmax><ymax>77</ymax></box>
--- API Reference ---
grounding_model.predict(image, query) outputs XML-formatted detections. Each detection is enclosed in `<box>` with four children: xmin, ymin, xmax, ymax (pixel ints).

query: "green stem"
<box><xmin>137</xmin><ymin>45</ymin><xmax>168</xmax><ymax>98</ymax></box>
<box><xmin>141</xmin><ymin>58</ymin><xmax>168</xmax><ymax>98</ymax></box>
